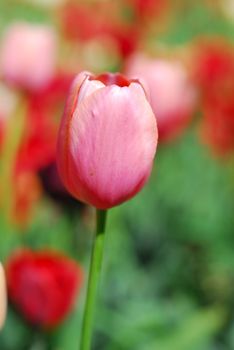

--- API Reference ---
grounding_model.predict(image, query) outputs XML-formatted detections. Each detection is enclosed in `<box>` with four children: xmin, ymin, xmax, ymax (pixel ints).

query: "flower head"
<box><xmin>16</xmin><ymin>73</ymin><xmax>74</xmax><ymax>173</ymax></box>
<box><xmin>6</xmin><ymin>249</ymin><xmax>83</xmax><ymax>328</ymax></box>
<box><xmin>0</xmin><ymin>22</ymin><xmax>57</xmax><ymax>91</ymax></box>
<box><xmin>57</xmin><ymin>71</ymin><xmax>158</xmax><ymax>209</ymax></box>
<box><xmin>194</xmin><ymin>39</ymin><xmax>234</xmax><ymax>156</ymax></box>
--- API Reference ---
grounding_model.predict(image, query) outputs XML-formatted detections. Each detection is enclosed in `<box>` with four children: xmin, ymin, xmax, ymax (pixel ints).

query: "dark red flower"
<box><xmin>107</xmin><ymin>23</ymin><xmax>140</xmax><ymax>59</ymax></box>
<box><xmin>201</xmin><ymin>95</ymin><xmax>234</xmax><ymax>156</ymax></box>
<box><xmin>194</xmin><ymin>39</ymin><xmax>234</xmax><ymax>156</ymax></box>
<box><xmin>16</xmin><ymin>73</ymin><xmax>74</xmax><ymax>173</ymax></box>
<box><xmin>60</xmin><ymin>3</ymin><xmax>139</xmax><ymax>58</ymax></box>
<box><xmin>6</xmin><ymin>249</ymin><xmax>83</xmax><ymax>328</ymax></box>
<box><xmin>61</xmin><ymin>3</ymin><xmax>108</xmax><ymax>41</ymax></box>
<box><xmin>194</xmin><ymin>39</ymin><xmax>234</xmax><ymax>99</ymax></box>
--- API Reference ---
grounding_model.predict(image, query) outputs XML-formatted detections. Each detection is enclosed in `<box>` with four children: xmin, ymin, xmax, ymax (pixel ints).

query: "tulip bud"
<box><xmin>0</xmin><ymin>22</ymin><xmax>57</xmax><ymax>91</ymax></box>
<box><xmin>57</xmin><ymin>71</ymin><xmax>158</xmax><ymax>209</ymax></box>
<box><xmin>0</xmin><ymin>263</ymin><xmax>7</xmax><ymax>330</ymax></box>
<box><xmin>125</xmin><ymin>55</ymin><xmax>197</xmax><ymax>142</ymax></box>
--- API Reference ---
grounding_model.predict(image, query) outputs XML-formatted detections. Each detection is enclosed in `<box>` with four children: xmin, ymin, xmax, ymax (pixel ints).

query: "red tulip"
<box><xmin>194</xmin><ymin>39</ymin><xmax>234</xmax><ymax>98</ymax></box>
<box><xmin>107</xmin><ymin>24</ymin><xmax>140</xmax><ymax>59</ymax></box>
<box><xmin>61</xmin><ymin>3</ymin><xmax>139</xmax><ymax>58</ymax></box>
<box><xmin>16</xmin><ymin>73</ymin><xmax>74</xmax><ymax>173</ymax></box>
<box><xmin>125</xmin><ymin>55</ymin><xmax>197</xmax><ymax>142</ymax></box>
<box><xmin>194</xmin><ymin>39</ymin><xmax>234</xmax><ymax>156</ymax></box>
<box><xmin>6</xmin><ymin>250</ymin><xmax>83</xmax><ymax>328</ymax></box>
<box><xmin>57</xmin><ymin>71</ymin><xmax>158</xmax><ymax>209</ymax></box>
<box><xmin>61</xmin><ymin>3</ymin><xmax>107</xmax><ymax>42</ymax></box>
<box><xmin>201</xmin><ymin>94</ymin><xmax>234</xmax><ymax>156</ymax></box>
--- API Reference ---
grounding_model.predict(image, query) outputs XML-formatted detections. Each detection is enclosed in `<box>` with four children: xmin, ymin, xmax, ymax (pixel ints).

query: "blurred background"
<box><xmin>0</xmin><ymin>0</ymin><xmax>234</xmax><ymax>349</ymax></box>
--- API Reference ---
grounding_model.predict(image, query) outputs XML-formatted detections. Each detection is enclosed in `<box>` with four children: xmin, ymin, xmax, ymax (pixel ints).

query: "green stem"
<box><xmin>80</xmin><ymin>209</ymin><xmax>108</xmax><ymax>350</ymax></box>
<box><xmin>0</xmin><ymin>93</ymin><xmax>27</xmax><ymax>228</ymax></box>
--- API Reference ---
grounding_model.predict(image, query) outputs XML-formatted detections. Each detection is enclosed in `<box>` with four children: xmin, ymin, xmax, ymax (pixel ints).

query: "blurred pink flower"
<box><xmin>0</xmin><ymin>22</ymin><xmax>57</xmax><ymax>91</ymax></box>
<box><xmin>125</xmin><ymin>54</ymin><xmax>197</xmax><ymax>142</ymax></box>
<box><xmin>57</xmin><ymin>71</ymin><xmax>158</xmax><ymax>209</ymax></box>
<box><xmin>0</xmin><ymin>263</ymin><xmax>7</xmax><ymax>330</ymax></box>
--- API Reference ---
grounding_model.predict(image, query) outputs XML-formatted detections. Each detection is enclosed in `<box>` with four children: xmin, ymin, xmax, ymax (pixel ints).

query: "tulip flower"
<box><xmin>125</xmin><ymin>54</ymin><xmax>197</xmax><ymax>142</ymax></box>
<box><xmin>6</xmin><ymin>250</ymin><xmax>83</xmax><ymax>328</ymax></box>
<box><xmin>194</xmin><ymin>40</ymin><xmax>234</xmax><ymax>99</ymax></box>
<box><xmin>193</xmin><ymin>38</ymin><xmax>234</xmax><ymax>159</ymax></box>
<box><xmin>15</xmin><ymin>73</ymin><xmax>73</xmax><ymax>173</ymax></box>
<box><xmin>0</xmin><ymin>263</ymin><xmax>7</xmax><ymax>330</ymax></box>
<box><xmin>57</xmin><ymin>71</ymin><xmax>157</xmax><ymax>209</ymax></box>
<box><xmin>201</xmin><ymin>96</ymin><xmax>234</xmax><ymax>156</ymax></box>
<box><xmin>61</xmin><ymin>3</ymin><xmax>139</xmax><ymax>58</ymax></box>
<box><xmin>0</xmin><ymin>22</ymin><xmax>57</xmax><ymax>91</ymax></box>
<box><xmin>194</xmin><ymin>39</ymin><xmax>234</xmax><ymax>156</ymax></box>
<box><xmin>57</xmin><ymin>71</ymin><xmax>157</xmax><ymax>350</ymax></box>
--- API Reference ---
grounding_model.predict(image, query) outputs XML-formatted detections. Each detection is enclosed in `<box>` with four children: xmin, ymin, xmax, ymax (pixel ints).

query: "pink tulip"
<box><xmin>125</xmin><ymin>54</ymin><xmax>197</xmax><ymax>142</ymax></box>
<box><xmin>57</xmin><ymin>71</ymin><xmax>158</xmax><ymax>209</ymax></box>
<box><xmin>0</xmin><ymin>22</ymin><xmax>57</xmax><ymax>91</ymax></box>
<box><xmin>0</xmin><ymin>263</ymin><xmax>7</xmax><ymax>330</ymax></box>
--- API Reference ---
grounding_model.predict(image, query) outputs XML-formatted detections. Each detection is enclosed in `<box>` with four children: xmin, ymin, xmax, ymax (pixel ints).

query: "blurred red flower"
<box><xmin>194</xmin><ymin>39</ymin><xmax>234</xmax><ymax>99</ymax></box>
<box><xmin>0</xmin><ymin>75</ymin><xmax>74</xmax><ymax>225</ymax></box>
<box><xmin>126</xmin><ymin>0</ymin><xmax>167</xmax><ymax>20</ymax></box>
<box><xmin>61</xmin><ymin>3</ymin><xmax>139</xmax><ymax>58</ymax></box>
<box><xmin>194</xmin><ymin>39</ymin><xmax>234</xmax><ymax>156</ymax></box>
<box><xmin>61</xmin><ymin>3</ymin><xmax>107</xmax><ymax>41</ymax></box>
<box><xmin>201</xmin><ymin>95</ymin><xmax>234</xmax><ymax>156</ymax></box>
<box><xmin>16</xmin><ymin>73</ymin><xmax>74</xmax><ymax>173</ymax></box>
<box><xmin>6</xmin><ymin>249</ymin><xmax>83</xmax><ymax>328</ymax></box>
<box><xmin>107</xmin><ymin>24</ymin><xmax>139</xmax><ymax>59</ymax></box>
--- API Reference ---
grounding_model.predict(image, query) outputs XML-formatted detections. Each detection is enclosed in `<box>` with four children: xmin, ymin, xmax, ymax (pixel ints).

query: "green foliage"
<box><xmin>0</xmin><ymin>1</ymin><xmax>51</xmax><ymax>33</ymax></box>
<box><xmin>162</xmin><ymin>0</ymin><xmax>234</xmax><ymax>44</ymax></box>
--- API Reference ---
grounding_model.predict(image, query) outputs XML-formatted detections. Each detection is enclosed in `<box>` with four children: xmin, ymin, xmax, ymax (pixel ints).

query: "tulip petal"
<box><xmin>78</xmin><ymin>78</ymin><xmax>105</xmax><ymax>105</ymax></box>
<box><xmin>65</xmin><ymin>83</ymin><xmax>157</xmax><ymax>208</ymax></box>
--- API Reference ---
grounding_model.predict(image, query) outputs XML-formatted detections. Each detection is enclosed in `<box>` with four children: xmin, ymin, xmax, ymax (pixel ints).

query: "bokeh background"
<box><xmin>0</xmin><ymin>0</ymin><xmax>234</xmax><ymax>349</ymax></box>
